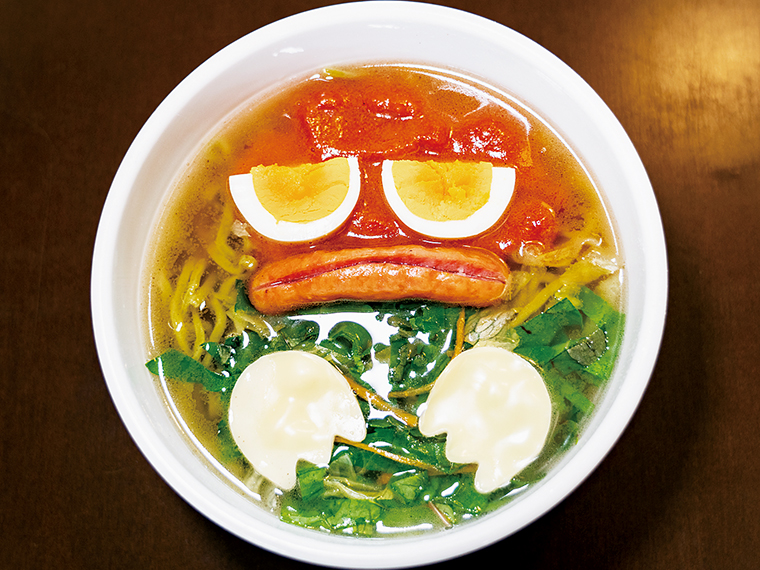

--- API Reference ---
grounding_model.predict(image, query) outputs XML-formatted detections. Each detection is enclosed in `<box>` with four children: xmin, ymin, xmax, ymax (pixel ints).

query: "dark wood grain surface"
<box><xmin>2</xmin><ymin>0</ymin><xmax>759</xmax><ymax>568</ymax></box>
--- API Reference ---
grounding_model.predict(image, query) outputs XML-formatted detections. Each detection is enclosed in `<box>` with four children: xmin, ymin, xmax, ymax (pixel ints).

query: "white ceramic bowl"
<box><xmin>91</xmin><ymin>2</ymin><xmax>667</xmax><ymax>567</ymax></box>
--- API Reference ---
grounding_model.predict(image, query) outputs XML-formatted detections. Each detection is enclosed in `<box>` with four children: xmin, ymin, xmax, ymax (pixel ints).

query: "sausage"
<box><xmin>248</xmin><ymin>245</ymin><xmax>510</xmax><ymax>314</ymax></box>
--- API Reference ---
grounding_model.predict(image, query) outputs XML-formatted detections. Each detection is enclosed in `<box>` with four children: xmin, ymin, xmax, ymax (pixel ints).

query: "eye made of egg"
<box><xmin>229</xmin><ymin>156</ymin><xmax>361</xmax><ymax>242</ymax></box>
<box><xmin>229</xmin><ymin>157</ymin><xmax>515</xmax><ymax>243</ymax></box>
<box><xmin>381</xmin><ymin>160</ymin><xmax>515</xmax><ymax>239</ymax></box>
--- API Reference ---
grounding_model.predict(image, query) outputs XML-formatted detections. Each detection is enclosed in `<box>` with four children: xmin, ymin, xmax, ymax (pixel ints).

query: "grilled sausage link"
<box><xmin>248</xmin><ymin>245</ymin><xmax>510</xmax><ymax>314</ymax></box>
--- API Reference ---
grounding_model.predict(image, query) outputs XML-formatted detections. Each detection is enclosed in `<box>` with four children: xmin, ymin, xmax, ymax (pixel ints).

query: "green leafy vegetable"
<box><xmin>145</xmin><ymin>286</ymin><xmax>624</xmax><ymax>537</ymax></box>
<box><xmin>388</xmin><ymin>470</ymin><xmax>429</xmax><ymax>504</ymax></box>
<box><xmin>296</xmin><ymin>461</ymin><xmax>328</xmax><ymax>502</ymax></box>
<box><xmin>146</xmin><ymin>349</ymin><xmax>233</xmax><ymax>393</ymax></box>
<box><xmin>513</xmin><ymin>285</ymin><xmax>624</xmax><ymax>419</ymax></box>
<box><xmin>318</xmin><ymin>321</ymin><xmax>373</xmax><ymax>377</ymax></box>
<box><xmin>375</xmin><ymin>303</ymin><xmax>470</xmax><ymax>394</ymax></box>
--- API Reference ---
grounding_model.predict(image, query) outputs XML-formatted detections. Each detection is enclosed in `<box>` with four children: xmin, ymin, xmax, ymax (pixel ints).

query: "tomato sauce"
<box><xmin>227</xmin><ymin>69</ymin><xmax>544</xmax><ymax>264</ymax></box>
<box><xmin>218</xmin><ymin>65</ymin><xmax>608</xmax><ymax>274</ymax></box>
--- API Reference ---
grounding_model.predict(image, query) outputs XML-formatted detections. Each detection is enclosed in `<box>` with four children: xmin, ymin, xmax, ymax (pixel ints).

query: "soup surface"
<box><xmin>143</xmin><ymin>64</ymin><xmax>624</xmax><ymax>536</ymax></box>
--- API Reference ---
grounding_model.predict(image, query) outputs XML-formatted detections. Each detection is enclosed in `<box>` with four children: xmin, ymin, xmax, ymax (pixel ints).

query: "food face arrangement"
<box><xmin>144</xmin><ymin>65</ymin><xmax>624</xmax><ymax>536</ymax></box>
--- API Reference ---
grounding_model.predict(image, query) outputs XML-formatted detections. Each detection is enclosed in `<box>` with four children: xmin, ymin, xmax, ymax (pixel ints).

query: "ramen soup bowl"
<box><xmin>91</xmin><ymin>2</ymin><xmax>667</xmax><ymax>567</ymax></box>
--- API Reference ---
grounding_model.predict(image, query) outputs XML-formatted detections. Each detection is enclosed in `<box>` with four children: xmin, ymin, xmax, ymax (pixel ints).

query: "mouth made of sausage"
<box><xmin>248</xmin><ymin>244</ymin><xmax>511</xmax><ymax>314</ymax></box>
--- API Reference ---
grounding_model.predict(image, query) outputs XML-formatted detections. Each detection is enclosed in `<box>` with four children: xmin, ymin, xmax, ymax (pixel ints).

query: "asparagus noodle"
<box><xmin>387</xmin><ymin>384</ymin><xmax>435</xmax><ymax>399</ymax></box>
<box><xmin>510</xmin><ymin>257</ymin><xmax>613</xmax><ymax>329</ymax></box>
<box><xmin>342</xmin><ymin>374</ymin><xmax>419</xmax><ymax>428</ymax></box>
<box><xmin>334</xmin><ymin>436</ymin><xmax>478</xmax><ymax>477</ymax></box>
<box><xmin>335</xmin><ymin>436</ymin><xmax>445</xmax><ymax>474</ymax></box>
<box><xmin>452</xmin><ymin>307</ymin><xmax>466</xmax><ymax>358</ymax></box>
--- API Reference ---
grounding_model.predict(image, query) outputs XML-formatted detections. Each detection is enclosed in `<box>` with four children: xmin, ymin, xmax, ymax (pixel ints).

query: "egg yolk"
<box><xmin>390</xmin><ymin>160</ymin><xmax>492</xmax><ymax>222</ymax></box>
<box><xmin>251</xmin><ymin>157</ymin><xmax>350</xmax><ymax>223</ymax></box>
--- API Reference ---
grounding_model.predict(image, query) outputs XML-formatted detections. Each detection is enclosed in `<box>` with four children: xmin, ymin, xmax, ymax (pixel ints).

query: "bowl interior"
<box><xmin>91</xmin><ymin>2</ymin><xmax>667</xmax><ymax>567</ymax></box>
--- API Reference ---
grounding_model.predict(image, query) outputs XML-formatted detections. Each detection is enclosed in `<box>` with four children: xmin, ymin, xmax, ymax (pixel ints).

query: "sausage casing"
<box><xmin>248</xmin><ymin>245</ymin><xmax>510</xmax><ymax>314</ymax></box>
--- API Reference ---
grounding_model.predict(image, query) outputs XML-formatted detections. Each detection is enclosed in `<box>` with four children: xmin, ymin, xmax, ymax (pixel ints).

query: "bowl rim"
<box><xmin>91</xmin><ymin>1</ymin><xmax>668</xmax><ymax>567</ymax></box>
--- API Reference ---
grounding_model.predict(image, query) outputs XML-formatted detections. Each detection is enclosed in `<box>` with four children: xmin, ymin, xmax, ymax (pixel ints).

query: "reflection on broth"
<box><xmin>142</xmin><ymin>64</ymin><xmax>624</xmax><ymax>536</ymax></box>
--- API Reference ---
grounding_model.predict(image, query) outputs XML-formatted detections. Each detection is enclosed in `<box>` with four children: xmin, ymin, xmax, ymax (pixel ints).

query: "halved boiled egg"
<box><xmin>381</xmin><ymin>160</ymin><xmax>515</xmax><ymax>239</ymax></box>
<box><xmin>229</xmin><ymin>156</ymin><xmax>361</xmax><ymax>242</ymax></box>
<box><xmin>418</xmin><ymin>346</ymin><xmax>552</xmax><ymax>494</ymax></box>
<box><xmin>228</xmin><ymin>351</ymin><xmax>366</xmax><ymax>490</ymax></box>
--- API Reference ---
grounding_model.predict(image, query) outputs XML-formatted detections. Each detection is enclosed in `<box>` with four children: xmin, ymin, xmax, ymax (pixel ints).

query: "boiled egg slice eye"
<box><xmin>381</xmin><ymin>160</ymin><xmax>515</xmax><ymax>239</ymax></box>
<box><xmin>418</xmin><ymin>346</ymin><xmax>552</xmax><ymax>494</ymax></box>
<box><xmin>229</xmin><ymin>156</ymin><xmax>361</xmax><ymax>242</ymax></box>
<box><xmin>228</xmin><ymin>351</ymin><xmax>366</xmax><ymax>490</ymax></box>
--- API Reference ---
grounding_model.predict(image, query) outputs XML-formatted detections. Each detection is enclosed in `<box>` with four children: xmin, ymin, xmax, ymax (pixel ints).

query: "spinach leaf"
<box><xmin>318</xmin><ymin>321</ymin><xmax>374</xmax><ymax>377</ymax></box>
<box><xmin>145</xmin><ymin>349</ymin><xmax>233</xmax><ymax>393</ymax></box>
<box><xmin>296</xmin><ymin>461</ymin><xmax>328</xmax><ymax>502</ymax></box>
<box><xmin>362</xmin><ymin>416</ymin><xmax>457</xmax><ymax>473</ymax></box>
<box><xmin>378</xmin><ymin>303</ymin><xmax>467</xmax><ymax>392</ymax></box>
<box><xmin>514</xmin><ymin>286</ymin><xmax>623</xmax><ymax>419</ymax></box>
<box><xmin>147</xmin><ymin>286</ymin><xmax>624</xmax><ymax>537</ymax></box>
<box><xmin>388</xmin><ymin>470</ymin><xmax>429</xmax><ymax>504</ymax></box>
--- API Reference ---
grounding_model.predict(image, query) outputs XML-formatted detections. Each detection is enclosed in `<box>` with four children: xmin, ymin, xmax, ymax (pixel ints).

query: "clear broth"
<box><xmin>142</xmin><ymin>63</ymin><xmax>623</xmax><ymax>536</ymax></box>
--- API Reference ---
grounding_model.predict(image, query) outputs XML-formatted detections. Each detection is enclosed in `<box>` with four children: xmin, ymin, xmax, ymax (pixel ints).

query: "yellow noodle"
<box><xmin>210</xmin><ymin>204</ymin><xmax>259</xmax><ymax>278</ymax></box>
<box><xmin>509</xmin><ymin>271</ymin><xmax>542</xmax><ymax>311</ymax></box>
<box><xmin>178</xmin><ymin>272</ymin><xmax>196</xmax><ymax>318</ymax></box>
<box><xmin>230</xmin><ymin>310</ymin><xmax>271</xmax><ymax>338</ymax></box>
<box><xmin>197</xmin><ymin>279</ymin><xmax>217</xmax><ymax>309</ymax></box>
<box><xmin>237</xmin><ymin>254</ymin><xmax>257</xmax><ymax>274</ymax></box>
<box><xmin>169</xmin><ymin>257</ymin><xmax>209</xmax><ymax>356</ymax></box>
<box><xmin>191</xmin><ymin>307</ymin><xmax>207</xmax><ymax>360</ymax></box>
<box><xmin>173</xmin><ymin>318</ymin><xmax>192</xmax><ymax>356</ymax></box>
<box><xmin>184</xmin><ymin>257</ymin><xmax>208</xmax><ymax>308</ymax></box>
<box><xmin>226</xmin><ymin>310</ymin><xmax>250</xmax><ymax>337</ymax></box>
<box><xmin>208</xmin><ymin>296</ymin><xmax>228</xmax><ymax>344</ymax></box>
<box><xmin>163</xmin><ymin>200</ymin><xmax>261</xmax><ymax>358</ymax></box>
<box><xmin>170</xmin><ymin>259</ymin><xmax>194</xmax><ymax>332</ymax></box>
<box><xmin>214</xmin><ymin>207</ymin><xmax>238</xmax><ymax>261</ymax></box>
<box><xmin>210</xmin><ymin>207</ymin><xmax>249</xmax><ymax>276</ymax></box>
<box><xmin>522</xmin><ymin>271</ymin><xmax>547</xmax><ymax>305</ymax></box>
<box><xmin>188</xmin><ymin>275</ymin><xmax>215</xmax><ymax>310</ymax></box>
<box><xmin>215</xmin><ymin>275</ymin><xmax>239</xmax><ymax>304</ymax></box>
<box><xmin>208</xmin><ymin>242</ymin><xmax>243</xmax><ymax>275</ymax></box>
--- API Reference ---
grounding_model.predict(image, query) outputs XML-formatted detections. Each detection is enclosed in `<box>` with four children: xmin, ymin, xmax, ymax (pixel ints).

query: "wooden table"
<box><xmin>2</xmin><ymin>0</ymin><xmax>759</xmax><ymax>568</ymax></box>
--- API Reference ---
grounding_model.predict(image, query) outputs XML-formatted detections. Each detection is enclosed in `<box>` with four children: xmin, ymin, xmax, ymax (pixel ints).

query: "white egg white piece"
<box><xmin>229</xmin><ymin>156</ymin><xmax>361</xmax><ymax>243</ymax></box>
<box><xmin>381</xmin><ymin>161</ymin><xmax>515</xmax><ymax>239</ymax></box>
<box><xmin>418</xmin><ymin>346</ymin><xmax>552</xmax><ymax>494</ymax></box>
<box><xmin>228</xmin><ymin>351</ymin><xmax>366</xmax><ymax>490</ymax></box>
